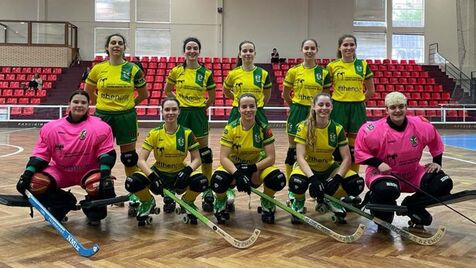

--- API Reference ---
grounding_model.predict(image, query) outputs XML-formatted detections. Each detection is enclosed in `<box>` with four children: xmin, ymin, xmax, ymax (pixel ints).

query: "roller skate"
<box><xmin>163</xmin><ymin>195</ymin><xmax>176</xmax><ymax>213</ymax></box>
<box><xmin>340</xmin><ymin>195</ymin><xmax>362</xmax><ymax>208</ymax></box>
<box><xmin>406</xmin><ymin>207</ymin><xmax>432</xmax><ymax>233</ymax></box>
<box><xmin>226</xmin><ymin>188</ymin><xmax>235</xmax><ymax>212</ymax></box>
<box><xmin>214</xmin><ymin>197</ymin><xmax>229</xmax><ymax>224</ymax></box>
<box><xmin>175</xmin><ymin>198</ymin><xmax>198</xmax><ymax>224</ymax></box>
<box><xmin>201</xmin><ymin>189</ymin><xmax>214</xmax><ymax>212</ymax></box>
<box><xmin>257</xmin><ymin>197</ymin><xmax>276</xmax><ymax>224</ymax></box>
<box><xmin>327</xmin><ymin>199</ymin><xmax>347</xmax><ymax>224</ymax></box>
<box><xmin>136</xmin><ymin>197</ymin><xmax>160</xmax><ymax>226</ymax></box>
<box><xmin>290</xmin><ymin>198</ymin><xmax>305</xmax><ymax>224</ymax></box>
<box><xmin>128</xmin><ymin>194</ymin><xmax>140</xmax><ymax>217</ymax></box>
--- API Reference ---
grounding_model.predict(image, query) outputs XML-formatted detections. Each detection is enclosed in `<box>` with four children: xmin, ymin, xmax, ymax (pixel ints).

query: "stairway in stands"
<box><xmin>44</xmin><ymin>61</ymin><xmax>90</xmax><ymax>104</ymax></box>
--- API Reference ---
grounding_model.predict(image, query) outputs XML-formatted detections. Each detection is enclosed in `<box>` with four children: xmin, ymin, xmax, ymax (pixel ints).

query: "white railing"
<box><xmin>1</xmin><ymin>104</ymin><xmax>475</xmax><ymax>124</ymax></box>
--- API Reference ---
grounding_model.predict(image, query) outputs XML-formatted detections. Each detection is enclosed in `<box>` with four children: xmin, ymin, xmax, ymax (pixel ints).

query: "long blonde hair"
<box><xmin>305</xmin><ymin>93</ymin><xmax>331</xmax><ymax>148</ymax></box>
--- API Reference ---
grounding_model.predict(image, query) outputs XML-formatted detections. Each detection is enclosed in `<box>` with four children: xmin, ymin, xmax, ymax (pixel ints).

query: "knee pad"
<box><xmin>341</xmin><ymin>174</ymin><xmax>365</xmax><ymax>196</ymax></box>
<box><xmin>263</xmin><ymin>170</ymin><xmax>286</xmax><ymax>191</ymax></box>
<box><xmin>188</xmin><ymin>173</ymin><xmax>209</xmax><ymax>192</ymax></box>
<box><xmin>125</xmin><ymin>172</ymin><xmax>150</xmax><ymax>193</ymax></box>
<box><xmin>420</xmin><ymin>171</ymin><xmax>453</xmax><ymax>196</ymax></box>
<box><xmin>29</xmin><ymin>172</ymin><xmax>54</xmax><ymax>195</ymax></box>
<box><xmin>199</xmin><ymin>147</ymin><xmax>213</xmax><ymax>164</ymax></box>
<box><xmin>81</xmin><ymin>169</ymin><xmax>101</xmax><ymax>197</ymax></box>
<box><xmin>120</xmin><ymin>150</ymin><xmax>138</xmax><ymax>167</ymax></box>
<box><xmin>47</xmin><ymin>189</ymin><xmax>77</xmax><ymax>220</ymax></box>
<box><xmin>210</xmin><ymin>171</ymin><xmax>232</xmax><ymax>193</ymax></box>
<box><xmin>371</xmin><ymin>178</ymin><xmax>401</xmax><ymax>203</ymax></box>
<box><xmin>288</xmin><ymin>174</ymin><xmax>309</xmax><ymax>195</ymax></box>
<box><xmin>285</xmin><ymin>148</ymin><xmax>296</xmax><ymax>166</ymax></box>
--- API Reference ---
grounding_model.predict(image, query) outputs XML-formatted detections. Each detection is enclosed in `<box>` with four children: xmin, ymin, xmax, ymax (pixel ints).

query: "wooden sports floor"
<box><xmin>0</xmin><ymin>127</ymin><xmax>475</xmax><ymax>267</ymax></box>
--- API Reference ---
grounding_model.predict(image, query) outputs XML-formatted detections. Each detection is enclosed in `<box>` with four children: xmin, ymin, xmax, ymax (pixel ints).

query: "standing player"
<box><xmin>85</xmin><ymin>33</ymin><xmax>148</xmax><ymax>179</ymax></box>
<box><xmin>354</xmin><ymin>92</ymin><xmax>452</xmax><ymax>229</ymax></box>
<box><xmin>282</xmin><ymin>39</ymin><xmax>331</xmax><ymax>194</ymax></box>
<box><xmin>164</xmin><ymin>37</ymin><xmax>216</xmax><ymax>212</ymax></box>
<box><xmin>288</xmin><ymin>93</ymin><xmax>364</xmax><ymax>224</ymax></box>
<box><xmin>16</xmin><ymin>90</ymin><xmax>116</xmax><ymax>225</ymax></box>
<box><xmin>126</xmin><ymin>97</ymin><xmax>208</xmax><ymax>224</ymax></box>
<box><xmin>211</xmin><ymin>93</ymin><xmax>286</xmax><ymax>224</ymax></box>
<box><xmin>223</xmin><ymin>41</ymin><xmax>273</xmax><ymax>207</ymax></box>
<box><xmin>326</xmin><ymin>34</ymin><xmax>375</xmax><ymax>173</ymax></box>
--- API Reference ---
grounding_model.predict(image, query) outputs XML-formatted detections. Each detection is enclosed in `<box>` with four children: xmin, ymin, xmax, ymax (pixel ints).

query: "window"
<box><xmin>354</xmin><ymin>32</ymin><xmax>386</xmax><ymax>59</ymax></box>
<box><xmin>94</xmin><ymin>28</ymin><xmax>129</xmax><ymax>56</ymax></box>
<box><xmin>95</xmin><ymin>0</ymin><xmax>130</xmax><ymax>22</ymax></box>
<box><xmin>353</xmin><ymin>0</ymin><xmax>386</xmax><ymax>26</ymax></box>
<box><xmin>135</xmin><ymin>29</ymin><xmax>170</xmax><ymax>56</ymax></box>
<box><xmin>136</xmin><ymin>0</ymin><xmax>170</xmax><ymax>23</ymax></box>
<box><xmin>392</xmin><ymin>0</ymin><xmax>424</xmax><ymax>27</ymax></box>
<box><xmin>392</xmin><ymin>34</ymin><xmax>424</xmax><ymax>63</ymax></box>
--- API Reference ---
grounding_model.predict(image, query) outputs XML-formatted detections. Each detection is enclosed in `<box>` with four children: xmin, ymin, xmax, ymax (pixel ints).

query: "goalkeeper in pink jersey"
<box><xmin>16</xmin><ymin>90</ymin><xmax>117</xmax><ymax>225</ymax></box>
<box><xmin>355</xmin><ymin>92</ymin><xmax>453</xmax><ymax>229</ymax></box>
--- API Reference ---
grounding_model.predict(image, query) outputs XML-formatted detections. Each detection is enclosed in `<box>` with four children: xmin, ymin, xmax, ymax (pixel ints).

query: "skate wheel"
<box><xmin>224</xmin><ymin>213</ymin><xmax>230</xmax><ymax>220</ymax></box>
<box><xmin>303</xmin><ymin>207</ymin><xmax>307</xmax><ymax>214</ymax></box>
<box><xmin>138</xmin><ymin>221</ymin><xmax>145</xmax><ymax>227</ymax></box>
<box><xmin>202</xmin><ymin>201</ymin><xmax>213</xmax><ymax>213</ymax></box>
<box><xmin>286</xmin><ymin>200</ymin><xmax>291</xmax><ymax>207</ymax></box>
<box><xmin>153</xmin><ymin>207</ymin><xmax>161</xmax><ymax>214</ymax></box>
<box><xmin>226</xmin><ymin>203</ymin><xmax>235</xmax><ymax>212</ymax></box>
<box><xmin>316</xmin><ymin>203</ymin><xmax>328</xmax><ymax>214</ymax></box>
<box><xmin>182</xmin><ymin>216</ymin><xmax>189</xmax><ymax>224</ymax></box>
<box><xmin>257</xmin><ymin>206</ymin><xmax>262</xmax><ymax>214</ymax></box>
<box><xmin>331</xmin><ymin>215</ymin><xmax>346</xmax><ymax>224</ymax></box>
<box><xmin>62</xmin><ymin>216</ymin><xmax>68</xmax><ymax>223</ymax></box>
<box><xmin>128</xmin><ymin>208</ymin><xmax>138</xmax><ymax>217</ymax></box>
<box><xmin>291</xmin><ymin>216</ymin><xmax>302</xmax><ymax>225</ymax></box>
<box><xmin>175</xmin><ymin>207</ymin><xmax>183</xmax><ymax>215</ymax></box>
<box><xmin>146</xmin><ymin>216</ymin><xmax>153</xmax><ymax>224</ymax></box>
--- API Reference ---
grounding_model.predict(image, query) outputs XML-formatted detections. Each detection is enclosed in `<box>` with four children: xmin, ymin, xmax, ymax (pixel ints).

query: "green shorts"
<box><xmin>287</xmin><ymin>103</ymin><xmax>311</xmax><ymax>136</ymax></box>
<box><xmin>178</xmin><ymin>107</ymin><xmax>209</xmax><ymax>138</ymax></box>
<box><xmin>228</xmin><ymin>107</ymin><xmax>268</xmax><ymax>126</ymax></box>
<box><xmin>95</xmin><ymin>108</ymin><xmax>138</xmax><ymax>145</ymax></box>
<box><xmin>290</xmin><ymin>162</ymin><xmax>340</xmax><ymax>181</ymax></box>
<box><xmin>151</xmin><ymin>166</ymin><xmax>202</xmax><ymax>190</ymax></box>
<box><xmin>330</xmin><ymin>100</ymin><xmax>366</xmax><ymax>134</ymax></box>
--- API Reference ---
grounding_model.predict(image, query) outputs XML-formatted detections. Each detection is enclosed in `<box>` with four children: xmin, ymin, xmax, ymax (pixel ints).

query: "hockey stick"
<box><xmin>251</xmin><ymin>188</ymin><xmax>365</xmax><ymax>243</ymax></box>
<box><xmin>163</xmin><ymin>189</ymin><xmax>260</xmax><ymax>249</ymax></box>
<box><xmin>25</xmin><ymin>190</ymin><xmax>100</xmax><ymax>257</ymax></box>
<box><xmin>390</xmin><ymin>173</ymin><xmax>476</xmax><ymax>225</ymax></box>
<box><xmin>325</xmin><ymin>194</ymin><xmax>446</xmax><ymax>245</ymax></box>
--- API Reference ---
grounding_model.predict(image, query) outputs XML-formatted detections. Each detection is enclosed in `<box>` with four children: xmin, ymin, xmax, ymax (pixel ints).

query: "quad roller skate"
<box><xmin>290</xmin><ymin>198</ymin><xmax>305</xmax><ymax>224</ymax></box>
<box><xmin>257</xmin><ymin>197</ymin><xmax>276</xmax><ymax>224</ymax></box>
<box><xmin>163</xmin><ymin>195</ymin><xmax>176</xmax><ymax>213</ymax></box>
<box><xmin>328</xmin><ymin>199</ymin><xmax>347</xmax><ymax>224</ymax></box>
<box><xmin>175</xmin><ymin>198</ymin><xmax>198</xmax><ymax>224</ymax></box>
<box><xmin>136</xmin><ymin>198</ymin><xmax>160</xmax><ymax>226</ymax></box>
<box><xmin>128</xmin><ymin>194</ymin><xmax>140</xmax><ymax>217</ymax></box>
<box><xmin>214</xmin><ymin>198</ymin><xmax>230</xmax><ymax>224</ymax></box>
<box><xmin>201</xmin><ymin>189</ymin><xmax>214</xmax><ymax>213</ymax></box>
<box><xmin>226</xmin><ymin>188</ymin><xmax>235</xmax><ymax>212</ymax></box>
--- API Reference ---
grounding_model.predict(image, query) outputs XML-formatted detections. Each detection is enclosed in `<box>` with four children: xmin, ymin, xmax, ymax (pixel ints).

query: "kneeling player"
<box><xmin>355</xmin><ymin>91</ymin><xmax>453</xmax><ymax>229</ymax></box>
<box><xmin>288</xmin><ymin>93</ymin><xmax>364</xmax><ymax>224</ymax></box>
<box><xmin>211</xmin><ymin>93</ymin><xmax>286</xmax><ymax>224</ymax></box>
<box><xmin>127</xmin><ymin>97</ymin><xmax>208</xmax><ymax>225</ymax></box>
<box><xmin>16</xmin><ymin>90</ymin><xmax>116</xmax><ymax>225</ymax></box>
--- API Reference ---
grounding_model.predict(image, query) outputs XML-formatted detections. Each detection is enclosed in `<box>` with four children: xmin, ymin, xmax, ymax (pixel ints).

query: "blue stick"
<box><xmin>25</xmin><ymin>190</ymin><xmax>100</xmax><ymax>257</ymax></box>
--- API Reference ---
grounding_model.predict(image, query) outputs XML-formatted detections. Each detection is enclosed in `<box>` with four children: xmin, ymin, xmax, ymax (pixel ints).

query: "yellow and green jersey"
<box><xmin>86</xmin><ymin>61</ymin><xmax>146</xmax><ymax>111</ymax></box>
<box><xmin>224</xmin><ymin>66</ymin><xmax>272</xmax><ymax>108</ymax></box>
<box><xmin>220</xmin><ymin>119</ymin><xmax>274</xmax><ymax>164</ymax></box>
<box><xmin>142</xmin><ymin>124</ymin><xmax>199</xmax><ymax>173</ymax></box>
<box><xmin>167</xmin><ymin>65</ymin><xmax>216</xmax><ymax>107</ymax></box>
<box><xmin>294</xmin><ymin>120</ymin><xmax>348</xmax><ymax>171</ymax></box>
<box><xmin>326</xmin><ymin>59</ymin><xmax>373</xmax><ymax>102</ymax></box>
<box><xmin>284</xmin><ymin>64</ymin><xmax>331</xmax><ymax>106</ymax></box>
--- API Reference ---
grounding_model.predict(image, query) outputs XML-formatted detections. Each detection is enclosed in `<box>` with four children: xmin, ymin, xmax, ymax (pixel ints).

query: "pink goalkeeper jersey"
<box><xmin>354</xmin><ymin>116</ymin><xmax>444</xmax><ymax>192</ymax></box>
<box><xmin>32</xmin><ymin>116</ymin><xmax>114</xmax><ymax>188</ymax></box>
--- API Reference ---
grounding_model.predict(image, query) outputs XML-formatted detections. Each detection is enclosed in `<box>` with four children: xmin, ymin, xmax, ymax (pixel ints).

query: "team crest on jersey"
<box><xmin>254</xmin><ymin>133</ymin><xmax>261</xmax><ymax>143</ymax></box>
<box><xmin>197</xmin><ymin>74</ymin><xmax>204</xmax><ymax>82</ymax></box>
<box><xmin>409</xmin><ymin>136</ymin><xmax>418</xmax><ymax>147</ymax></box>
<box><xmin>79</xmin><ymin>129</ymin><xmax>87</xmax><ymax>140</ymax></box>
<box><xmin>177</xmin><ymin>137</ymin><xmax>185</xmax><ymax>147</ymax></box>
<box><xmin>329</xmin><ymin>133</ymin><xmax>337</xmax><ymax>143</ymax></box>
<box><xmin>356</xmin><ymin>65</ymin><xmax>363</xmax><ymax>72</ymax></box>
<box><xmin>315</xmin><ymin>73</ymin><xmax>322</xmax><ymax>81</ymax></box>
<box><xmin>254</xmin><ymin>74</ymin><xmax>262</xmax><ymax>83</ymax></box>
<box><xmin>367</xmin><ymin>123</ymin><xmax>374</xmax><ymax>130</ymax></box>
